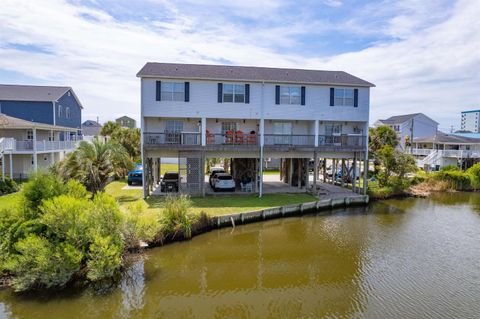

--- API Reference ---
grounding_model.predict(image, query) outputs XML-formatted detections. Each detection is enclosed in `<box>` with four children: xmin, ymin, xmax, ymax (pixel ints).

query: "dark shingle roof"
<box><xmin>0</xmin><ymin>84</ymin><xmax>83</xmax><ymax>108</ymax></box>
<box><xmin>136</xmin><ymin>63</ymin><xmax>375</xmax><ymax>87</ymax></box>
<box><xmin>82</xmin><ymin>120</ymin><xmax>102</xmax><ymax>127</ymax></box>
<box><xmin>378</xmin><ymin>113</ymin><xmax>438</xmax><ymax>125</ymax></box>
<box><xmin>414</xmin><ymin>131</ymin><xmax>480</xmax><ymax>144</ymax></box>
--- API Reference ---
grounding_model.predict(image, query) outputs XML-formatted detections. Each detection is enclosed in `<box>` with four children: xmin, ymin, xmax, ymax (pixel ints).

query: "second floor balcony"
<box><xmin>0</xmin><ymin>138</ymin><xmax>77</xmax><ymax>154</ymax></box>
<box><xmin>143</xmin><ymin>132</ymin><xmax>366</xmax><ymax>151</ymax></box>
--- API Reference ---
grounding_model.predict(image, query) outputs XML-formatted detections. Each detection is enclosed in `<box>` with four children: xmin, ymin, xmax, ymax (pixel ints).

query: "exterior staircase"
<box><xmin>419</xmin><ymin>150</ymin><xmax>439</xmax><ymax>168</ymax></box>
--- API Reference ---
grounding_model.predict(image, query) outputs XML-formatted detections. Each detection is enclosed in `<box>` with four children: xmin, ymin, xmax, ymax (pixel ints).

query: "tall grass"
<box><xmin>160</xmin><ymin>195</ymin><xmax>198</xmax><ymax>239</ymax></box>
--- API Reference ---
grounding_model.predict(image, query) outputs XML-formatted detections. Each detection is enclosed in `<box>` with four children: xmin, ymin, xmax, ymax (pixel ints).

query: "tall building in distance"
<box><xmin>460</xmin><ymin>110</ymin><xmax>480</xmax><ymax>133</ymax></box>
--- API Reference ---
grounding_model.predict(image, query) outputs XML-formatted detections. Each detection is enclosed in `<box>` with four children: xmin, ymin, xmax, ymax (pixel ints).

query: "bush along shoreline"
<box><xmin>0</xmin><ymin>173</ymin><xmax>206</xmax><ymax>292</ymax></box>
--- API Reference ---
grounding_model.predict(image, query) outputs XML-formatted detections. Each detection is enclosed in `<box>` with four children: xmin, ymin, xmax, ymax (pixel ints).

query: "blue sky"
<box><xmin>0</xmin><ymin>0</ymin><xmax>479</xmax><ymax>131</ymax></box>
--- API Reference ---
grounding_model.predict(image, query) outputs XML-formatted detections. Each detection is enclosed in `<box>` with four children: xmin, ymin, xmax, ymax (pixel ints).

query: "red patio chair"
<box><xmin>236</xmin><ymin>130</ymin><xmax>244</xmax><ymax>144</ymax></box>
<box><xmin>225</xmin><ymin>130</ymin><xmax>234</xmax><ymax>144</ymax></box>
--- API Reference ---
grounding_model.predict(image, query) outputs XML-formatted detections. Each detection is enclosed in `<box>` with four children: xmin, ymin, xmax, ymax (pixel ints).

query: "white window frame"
<box><xmin>58</xmin><ymin>105</ymin><xmax>63</xmax><ymax>117</ymax></box>
<box><xmin>161</xmin><ymin>82</ymin><xmax>185</xmax><ymax>101</ymax></box>
<box><xmin>334</xmin><ymin>88</ymin><xmax>354</xmax><ymax>106</ymax></box>
<box><xmin>26</xmin><ymin>129</ymin><xmax>33</xmax><ymax>140</ymax></box>
<box><xmin>221</xmin><ymin>122</ymin><xmax>239</xmax><ymax>134</ymax></box>
<box><xmin>279</xmin><ymin>86</ymin><xmax>301</xmax><ymax>105</ymax></box>
<box><xmin>65</xmin><ymin>107</ymin><xmax>70</xmax><ymax>119</ymax></box>
<box><xmin>222</xmin><ymin>84</ymin><xmax>245</xmax><ymax>103</ymax></box>
<box><xmin>165</xmin><ymin>120</ymin><xmax>184</xmax><ymax>133</ymax></box>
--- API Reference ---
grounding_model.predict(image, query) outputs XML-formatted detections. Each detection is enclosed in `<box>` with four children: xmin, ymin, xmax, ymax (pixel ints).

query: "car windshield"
<box><xmin>164</xmin><ymin>173</ymin><xmax>178</xmax><ymax>179</ymax></box>
<box><xmin>218</xmin><ymin>175</ymin><xmax>232</xmax><ymax>180</ymax></box>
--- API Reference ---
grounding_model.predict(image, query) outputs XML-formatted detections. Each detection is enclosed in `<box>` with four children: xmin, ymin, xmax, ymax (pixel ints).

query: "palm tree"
<box><xmin>60</xmin><ymin>139</ymin><xmax>132</xmax><ymax>194</ymax></box>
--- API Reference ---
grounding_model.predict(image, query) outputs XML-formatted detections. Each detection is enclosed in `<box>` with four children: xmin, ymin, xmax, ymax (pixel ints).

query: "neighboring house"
<box><xmin>138</xmin><ymin>62</ymin><xmax>374</xmax><ymax>197</ymax></box>
<box><xmin>116</xmin><ymin>116</ymin><xmax>136</xmax><ymax>128</ymax></box>
<box><xmin>0</xmin><ymin>84</ymin><xmax>83</xmax><ymax>140</ymax></box>
<box><xmin>82</xmin><ymin>120</ymin><xmax>102</xmax><ymax>136</ymax></box>
<box><xmin>460</xmin><ymin>109</ymin><xmax>480</xmax><ymax>133</ymax></box>
<box><xmin>0</xmin><ymin>114</ymin><xmax>77</xmax><ymax>179</ymax></box>
<box><xmin>407</xmin><ymin>131</ymin><xmax>480</xmax><ymax>170</ymax></box>
<box><xmin>374</xmin><ymin>113</ymin><xmax>438</xmax><ymax>149</ymax></box>
<box><xmin>0</xmin><ymin>84</ymin><xmax>83</xmax><ymax>179</ymax></box>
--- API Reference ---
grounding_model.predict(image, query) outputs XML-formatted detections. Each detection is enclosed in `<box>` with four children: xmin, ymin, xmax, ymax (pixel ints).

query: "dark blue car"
<box><xmin>127</xmin><ymin>164</ymin><xmax>143</xmax><ymax>186</ymax></box>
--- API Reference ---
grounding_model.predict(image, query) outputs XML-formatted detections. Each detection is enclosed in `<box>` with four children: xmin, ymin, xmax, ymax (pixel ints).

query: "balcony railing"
<box><xmin>207</xmin><ymin>133</ymin><xmax>258</xmax><ymax>145</ymax></box>
<box><xmin>318</xmin><ymin>135</ymin><xmax>366</xmax><ymax>148</ymax></box>
<box><xmin>408</xmin><ymin>148</ymin><xmax>480</xmax><ymax>159</ymax></box>
<box><xmin>1</xmin><ymin>139</ymin><xmax>77</xmax><ymax>152</ymax></box>
<box><xmin>144</xmin><ymin>132</ymin><xmax>201</xmax><ymax>146</ymax></box>
<box><xmin>264</xmin><ymin>134</ymin><xmax>315</xmax><ymax>146</ymax></box>
<box><xmin>143</xmin><ymin>132</ymin><xmax>366</xmax><ymax>149</ymax></box>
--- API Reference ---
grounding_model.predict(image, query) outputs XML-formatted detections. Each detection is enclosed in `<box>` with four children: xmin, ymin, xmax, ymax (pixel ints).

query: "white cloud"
<box><xmin>0</xmin><ymin>0</ymin><xmax>478</xmax><ymax>131</ymax></box>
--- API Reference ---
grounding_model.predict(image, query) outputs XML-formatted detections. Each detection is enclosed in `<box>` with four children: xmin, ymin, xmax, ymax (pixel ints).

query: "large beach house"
<box><xmin>0</xmin><ymin>84</ymin><xmax>82</xmax><ymax>179</ymax></box>
<box><xmin>137</xmin><ymin>63</ymin><xmax>374</xmax><ymax>197</ymax></box>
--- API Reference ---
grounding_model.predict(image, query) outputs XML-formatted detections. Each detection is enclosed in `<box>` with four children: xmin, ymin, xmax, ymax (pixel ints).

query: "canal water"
<box><xmin>1</xmin><ymin>193</ymin><xmax>480</xmax><ymax>318</ymax></box>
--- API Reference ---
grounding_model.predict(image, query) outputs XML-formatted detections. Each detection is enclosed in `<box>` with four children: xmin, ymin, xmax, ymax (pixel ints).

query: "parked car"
<box><xmin>212</xmin><ymin>173</ymin><xmax>235</xmax><ymax>192</ymax></box>
<box><xmin>127</xmin><ymin>167</ymin><xmax>143</xmax><ymax>186</ymax></box>
<box><xmin>209</xmin><ymin>168</ymin><xmax>226</xmax><ymax>187</ymax></box>
<box><xmin>160</xmin><ymin>172</ymin><xmax>179</xmax><ymax>192</ymax></box>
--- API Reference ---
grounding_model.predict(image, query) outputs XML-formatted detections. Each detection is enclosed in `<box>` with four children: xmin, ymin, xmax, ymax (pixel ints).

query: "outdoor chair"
<box><xmin>248</xmin><ymin>130</ymin><xmax>256</xmax><ymax>144</ymax></box>
<box><xmin>235</xmin><ymin>130</ymin><xmax>244</xmax><ymax>144</ymax></box>
<box><xmin>206</xmin><ymin>129</ymin><xmax>215</xmax><ymax>144</ymax></box>
<box><xmin>225</xmin><ymin>130</ymin><xmax>234</xmax><ymax>144</ymax></box>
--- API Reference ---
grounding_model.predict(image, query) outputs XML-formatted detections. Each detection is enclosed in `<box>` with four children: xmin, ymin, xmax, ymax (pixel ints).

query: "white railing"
<box><xmin>421</xmin><ymin>150</ymin><xmax>439</xmax><ymax>167</ymax></box>
<box><xmin>407</xmin><ymin>149</ymin><xmax>433</xmax><ymax>156</ymax></box>
<box><xmin>1</xmin><ymin>139</ymin><xmax>76</xmax><ymax>153</ymax></box>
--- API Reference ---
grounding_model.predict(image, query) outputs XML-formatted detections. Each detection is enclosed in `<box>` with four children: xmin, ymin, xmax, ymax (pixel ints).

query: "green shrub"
<box><xmin>0</xmin><ymin>173</ymin><xmax>126</xmax><ymax>291</ymax></box>
<box><xmin>440</xmin><ymin>165</ymin><xmax>460</xmax><ymax>172</ymax></box>
<box><xmin>4</xmin><ymin>234</ymin><xmax>82</xmax><ymax>291</ymax></box>
<box><xmin>161</xmin><ymin>195</ymin><xmax>197</xmax><ymax>239</ymax></box>
<box><xmin>466</xmin><ymin>163</ymin><xmax>480</xmax><ymax>190</ymax></box>
<box><xmin>0</xmin><ymin>177</ymin><xmax>19</xmax><ymax>195</ymax></box>
<box><xmin>433</xmin><ymin>170</ymin><xmax>471</xmax><ymax>191</ymax></box>
<box><xmin>122</xmin><ymin>202</ymin><xmax>161</xmax><ymax>248</ymax></box>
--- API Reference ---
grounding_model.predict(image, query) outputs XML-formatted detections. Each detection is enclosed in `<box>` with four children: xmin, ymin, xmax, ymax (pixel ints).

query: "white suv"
<box><xmin>213</xmin><ymin>173</ymin><xmax>236</xmax><ymax>192</ymax></box>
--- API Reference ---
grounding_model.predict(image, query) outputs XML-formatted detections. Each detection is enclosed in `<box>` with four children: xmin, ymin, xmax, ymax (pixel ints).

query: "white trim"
<box><xmin>52</xmin><ymin>101</ymin><xmax>56</xmax><ymax>125</ymax></box>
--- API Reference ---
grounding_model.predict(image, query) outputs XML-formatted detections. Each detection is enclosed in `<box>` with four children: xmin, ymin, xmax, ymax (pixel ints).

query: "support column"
<box><xmin>341</xmin><ymin>158</ymin><xmax>345</xmax><ymax>188</ymax></box>
<box><xmin>9</xmin><ymin>153</ymin><xmax>13</xmax><ymax>178</ymax></box>
<box><xmin>331</xmin><ymin>159</ymin><xmax>336</xmax><ymax>185</ymax></box>
<box><xmin>33</xmin><ymin>128</ymin><xmax>38</xmax><ymax>172</ymax></box>
<box><xmin>259</xmin><ymin>149</ymin><xmax>264</xmax><ymax>197</ymax></box>
<box><xmin>289</xmin><ymin>158</ymin><xmax>293</xmax><ymax>187</ymax></box>
<box><xmin>201</xmin><ymin>117</ymin><xmax>206</xmax><ymax>146</ymax></box>
<box><xmin>1</xmin><ymin>154</ymin><xmax>4</xmax><ymax>181</ymax></box>
<box><xmin>313</xmin><ymin>152</ymin><xmax>318</xmax><ymax>190</ymax></box>
<box><xmin>314</xmin><ymin>120</ymin><xmax>319</xmax><ymax>147</ymax></box>
<box><xmin>352</xmin><ymin>153</ymin><xmax>357</xmax><ymax>193</ymax></box>
<box><xmin>323</xmin><ymin>158</ymin><xmax>327</xmax><ymax>182</ymax></box>
<box><xmin>363</xmin><ymin>152</ymin><xmax>368</xmax><ymax>195</ymax></box>
<box><xmin>298</xmin><ymin>159</ymin><xmax>302</xmax><ymax>189</ymax></box>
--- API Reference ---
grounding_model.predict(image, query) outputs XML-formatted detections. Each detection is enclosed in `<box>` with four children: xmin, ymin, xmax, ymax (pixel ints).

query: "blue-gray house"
<box><xmin>0</xmin><ymin>84</ymin><xmax>83</xmax><ymax>139</ymax></box>
<box><xmin>0</xmin><ymin>84</ymin><xmax>83</xmax><ymax>179</ymax></box>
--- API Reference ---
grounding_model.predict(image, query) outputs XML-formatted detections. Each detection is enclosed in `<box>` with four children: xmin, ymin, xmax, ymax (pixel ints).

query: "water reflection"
<box><xmin>1</xmin><ymin>193</ymin><xmax>480</xmax><ymax>318</ymax></box>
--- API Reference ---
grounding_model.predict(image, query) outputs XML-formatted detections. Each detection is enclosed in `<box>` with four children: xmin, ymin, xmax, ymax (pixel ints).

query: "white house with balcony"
<box><xmin>408</xmin><ymin>131</ymin><xmax>480</xmax><ymax>170</ymax></box>
<box><xmin>0</xmin><ymin>114</ymin><xmax>77</xmax><ymax>179</ymax></box>
<box><xmin>374</xmin><ymin>113</ymin><xmax>438</xmax><ymax>150</ymax></box>
<box><xmin>138</xmin><ymin>62</ymin><xmax>374</xmax><ymax>197</ymax></box>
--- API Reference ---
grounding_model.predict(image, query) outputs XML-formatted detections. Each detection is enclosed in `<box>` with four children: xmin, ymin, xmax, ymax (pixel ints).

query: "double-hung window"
<box><xmin>223</xmin><ymin>84</ymin><xmax>244</xmax><ymax>103</ymax></box>
<box><xmin>161</xmin><ymin>82</ymin><xmax>184</xmax><ymax>101</ymax></box>
<box><xmin>334</xmin><ymin>88</ymin><xmax>354</xmax><ymax>106</ymax></box>
<box><xmin>26</xmin><ymin>129</ymin><xmax>33</xmax><ymax>140</ymax></box>
<box><xmin>58</xmin><ymin>105</ymin><xmax>63</xmax><ymax>117</ymax></box>
<box><xmin>65</xmin><ymin>107</ymin><xmax>70</xmax><ymax>119</ymax></box>
<box><xmin>280</xmin><ymin>86</ymin><xmax>301</xmax><ymax>104</ymax></box>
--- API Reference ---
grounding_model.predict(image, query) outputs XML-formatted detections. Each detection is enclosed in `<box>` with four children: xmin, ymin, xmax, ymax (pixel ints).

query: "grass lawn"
<box><xmin>262</xmin><ymin>170</ymin><xmax>280</xmax><ymax>175</ymax></box>
<box><xmin>105</xmin><ymin>180</ymin><xmax>317</xmax><ymax>216</ymax></box>
<box><xmin>159</xmin><ymin>163</ymin><xmax>179</xmax><ymax>175</ymax></box>
<box><xmin>0</xmin><ymin>192</ymin><xmax>22</xmax><ymax>210</ymax></box>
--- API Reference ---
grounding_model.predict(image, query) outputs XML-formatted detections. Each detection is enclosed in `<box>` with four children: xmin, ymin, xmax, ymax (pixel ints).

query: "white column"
<box><xmin>201</xmin><ymin>117</ymin><xmax>206</xmax><ymax>146</ymax></box>
<box><xmin>314</xmin><ymin>120</ymin><xmax>319</xmax><ymax>147</ymax></box>
<box><xmin>9</xmin><ymin>153</ymin><xmax>13</xmax><ymax>178</ymax></box>
<box><xmin>1</xmin><ymin>154</ymin><xmax>4</xmax><ymax>181</ymax></box>
<box><xmin>363</xmin><ymin>122</ymin><xmax>369</xmax><ymax>195</ymax></box>
<box><xmin>33</xmin><ymin>128</ymin><xmax>38</xmax><ymax>172</ymax></box>
<box><xmin>259</xmin><ymin>118</ymin><xmax>265</xmax><ymax>147</ymax></box>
